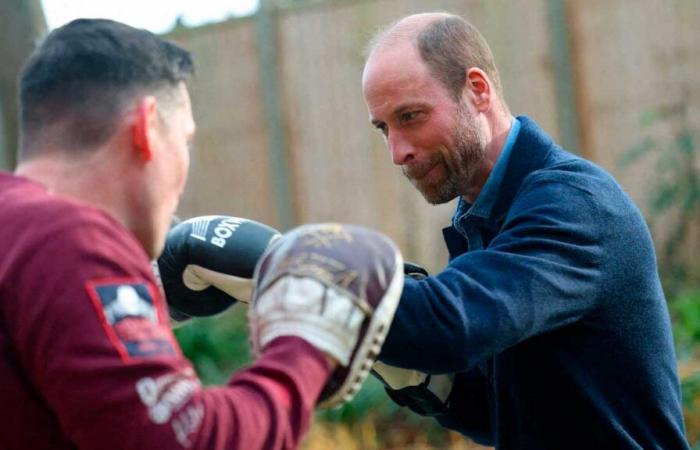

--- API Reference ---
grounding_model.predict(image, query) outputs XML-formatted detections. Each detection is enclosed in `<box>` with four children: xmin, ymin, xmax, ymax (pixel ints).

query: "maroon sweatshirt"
<box><xmin>0</xmin><ymin>172</ymin><xmax>331</xmax><ymax>450</ymax></box>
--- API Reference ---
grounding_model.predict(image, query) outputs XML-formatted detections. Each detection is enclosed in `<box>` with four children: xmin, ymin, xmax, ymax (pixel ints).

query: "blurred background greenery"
<box><xmin>175</xmin><ymin>306</ymin><xmax>488</xmax><ymax>449</ymax></box>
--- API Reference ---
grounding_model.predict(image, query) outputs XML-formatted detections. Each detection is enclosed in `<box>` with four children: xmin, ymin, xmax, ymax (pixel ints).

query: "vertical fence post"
<box><xmin>546</xmin><ymin>0</ymin><xmax>582</xmax><ymax>154</ymax></box>
<box><xmin>0</xmin><ymin>0</ymin><xmax>47</xmax><ymax>171</ymax></box>
<box><xmin>255</xmin><ymin>0</ymin><xmax>296</xmax><ymax>230</ymax></box>
<box><xmin>0</xmin><ymin>103</ymin><xmax>9</xmax><ymax>171</ymax></box>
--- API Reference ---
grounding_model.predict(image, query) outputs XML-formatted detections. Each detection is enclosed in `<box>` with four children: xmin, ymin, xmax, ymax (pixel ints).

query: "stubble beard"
<box><xmin>413</xmin><ymin>106</ymin><xmax>486</xmax><ymax>205</ymax></box>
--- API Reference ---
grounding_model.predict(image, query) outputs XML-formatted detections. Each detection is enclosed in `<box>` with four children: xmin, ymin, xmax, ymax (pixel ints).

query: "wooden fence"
<box><xmin>169</xmin><ymin>0</ymin><xmax>700</xmax><ymax>273</ymax></box>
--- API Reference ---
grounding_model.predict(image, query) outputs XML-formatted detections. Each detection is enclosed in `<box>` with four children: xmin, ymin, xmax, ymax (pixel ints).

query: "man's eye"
<box><xmin>400</xmin><ymin>111</ymin><xmax>420</xmax><ymax>123</ymax></box>
<box><xmin>375</xmin><ymin>123</ymin><xmax>388</xmax><ymax>136</ymax></box>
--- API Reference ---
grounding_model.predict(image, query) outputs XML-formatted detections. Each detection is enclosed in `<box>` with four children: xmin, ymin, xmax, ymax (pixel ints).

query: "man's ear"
<box><xmin>464</xmin><ymin>68</ymin><xmax>492</xmax><ymax>112</ymax></box>
<box><xmin>131</xmin><ymin>96</ymin><xmax>158</xmax><ymax>162</ymax></box>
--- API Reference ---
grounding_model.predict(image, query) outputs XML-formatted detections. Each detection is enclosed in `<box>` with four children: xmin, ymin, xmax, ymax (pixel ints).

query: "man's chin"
<box><xmin>407</xmin><ymin>166</ymin><xmax>455</xmax><ymax>204</ymax></box>
<box><xmin>413</xmin><ymin>182</ymin><xmax>457</xmax><ymax>205</ymax></box>
<box><xmin>423</xmin><ymin>193</ymin><xmax>457</xmax><ymax>205</ymax></box>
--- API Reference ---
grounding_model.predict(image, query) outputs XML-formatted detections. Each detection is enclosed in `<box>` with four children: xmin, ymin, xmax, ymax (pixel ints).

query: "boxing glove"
<box><xmin>248</xmin><ymin>223</ymin><xmax>405</xmax><ymax>408</ymax></box>
<box><xmin>158</xmin><ymin>215</ymin><xmax>280</xmax><ymax>318</ymax></box>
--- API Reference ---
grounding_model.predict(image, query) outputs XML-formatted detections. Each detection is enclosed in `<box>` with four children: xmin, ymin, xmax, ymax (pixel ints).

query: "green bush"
<box><xmin>174</xmin><ymin>304</ymin><xmax>251</xmax><ymax>385</ymax></box>
<box><xmin>671</xmin><ymin>291</ymin><xmax>700</xmax><ymax>361</ymax></box>
<box><xmin>618</xmin><ymin>104</ymin><xmax>700</xmax><ymax>295</ymax></box>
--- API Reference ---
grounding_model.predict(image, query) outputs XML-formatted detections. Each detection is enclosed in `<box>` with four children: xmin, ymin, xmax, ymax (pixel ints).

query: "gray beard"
<box><xmin>417</xmin><ymin>106</ymin><xmax>486</xmax><ymax>205</ymax></box>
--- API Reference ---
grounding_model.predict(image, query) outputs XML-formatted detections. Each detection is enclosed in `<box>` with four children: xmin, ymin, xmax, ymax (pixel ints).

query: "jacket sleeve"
<box><xmin>380</xmin><ymin>175</ymin><xmax>604</xmax><ymax>374</ymax></box>
<box><xmin>8</xmin><ymin>220</ymin><xmax>331</xmax><ymax>450</ymax></box>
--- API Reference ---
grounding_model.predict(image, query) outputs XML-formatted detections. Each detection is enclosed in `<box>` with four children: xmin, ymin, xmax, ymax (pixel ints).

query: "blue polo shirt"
<box><xmin>380</xmin><ymin>116</ymin><xmax>689</xmax><ymax>449</ymax></box>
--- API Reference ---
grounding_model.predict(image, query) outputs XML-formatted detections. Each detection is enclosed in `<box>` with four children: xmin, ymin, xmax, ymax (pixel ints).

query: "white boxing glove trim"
<box><xmin>251</xmin><ymin>276</ymin><xmax>364</xmax><ymax>366</ymax></box>
<box><xmin>182</xmin><ymin>264</ymin><xmax>253</xmax><ymax>303</ymax></box>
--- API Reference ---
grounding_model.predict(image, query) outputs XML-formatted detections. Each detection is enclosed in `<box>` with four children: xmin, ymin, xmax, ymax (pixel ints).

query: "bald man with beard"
<box><xmin>363</xmin><ymin>12</ymin><xmax>689</xmax><ymax>450</ymax></box>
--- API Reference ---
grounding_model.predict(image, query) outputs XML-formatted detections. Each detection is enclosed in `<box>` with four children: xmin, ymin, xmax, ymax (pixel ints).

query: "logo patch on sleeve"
<box><xmin>86</xmin><ymin>278</ymin><xmax>179</xmax><ymax>362</ymax></box>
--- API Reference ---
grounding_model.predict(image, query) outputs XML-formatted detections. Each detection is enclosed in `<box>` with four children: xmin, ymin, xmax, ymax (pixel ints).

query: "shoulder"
<box><xmin>495</xmin><ymin>152</ymin><xmax>608</xmax><ymax>244</ymax></box>
<box><xmin>506</xmin><ymin>150</ymin><xmax>649</xmax><ymax>257</ymax></box>
<box><xmin>1</xmin><ymin>181</ymin><xmax>167</xmax><ymax>353</ymax></box>
<box><xmin>510</xmin><ymin>160</ymin><xmax>602</xmax><ymax>218</ymax></box>
<box><xmin>527</xmin><ymin>149</ymin><xmax>610</xmax><ymax>193</ymax></box>
<box><xmin>521</xmin><ymin>149</ymin><xmax>642</xmax><ymax>221</ymax></box>
<box><xmin>512</xmin><ymin>118</ymin><xmax>629</xmax><ymax>205</ymax></box>
<box><xmin>13</xmin><ymin>190</ymin><xmax>144</xmax><ymax>262</ymax></box>
<box><xmin>2</xmin><ymin>185</ymin><xmax>151</xmax><ymax>290</ymax></box>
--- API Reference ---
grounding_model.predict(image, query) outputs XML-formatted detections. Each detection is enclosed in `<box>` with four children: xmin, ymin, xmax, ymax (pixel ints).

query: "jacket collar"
<box><xmin>451</xmin><ymin>116</ymin><xmax>556</xmax><ymax>232</ymax></box>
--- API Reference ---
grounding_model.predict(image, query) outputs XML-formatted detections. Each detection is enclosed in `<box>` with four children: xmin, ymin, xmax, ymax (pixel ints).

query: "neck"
<box><xmin>462</xmin><ymin>113</ymin><xmax>514</xmax><ymax>203</ymax></box>
<box><xmin>15</xmin><ymin>148</ymin><xmax>132</xmax><ymax>232</ymax></box>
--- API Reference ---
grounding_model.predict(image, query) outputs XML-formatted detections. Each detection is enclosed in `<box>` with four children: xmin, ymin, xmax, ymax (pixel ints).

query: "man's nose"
<box><xmin>388</xmin><ymin>133</ymin><xmax>414</xmax><ymax>165</ymax></box>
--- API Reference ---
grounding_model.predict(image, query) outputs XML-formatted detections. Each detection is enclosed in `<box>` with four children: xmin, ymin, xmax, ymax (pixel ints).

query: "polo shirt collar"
<box><xmin>453</xmin><ymin>117</ymin><xmax>521</xmax><ymax>229</ymax></box>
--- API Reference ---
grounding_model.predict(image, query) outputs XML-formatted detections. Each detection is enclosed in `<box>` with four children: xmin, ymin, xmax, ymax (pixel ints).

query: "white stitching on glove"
<box><xmin>250</xmin><ymin>275</ymin><xmax>365</xmax><ymax>366</ymax></box>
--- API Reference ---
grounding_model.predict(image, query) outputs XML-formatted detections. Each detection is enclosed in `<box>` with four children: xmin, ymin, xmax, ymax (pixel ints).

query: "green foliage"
<box><xmin>319</xmin><ymin>376</ymin><xmax>398</xmax><ymax>424</ymax></box>
<box><xmin>670</xmin><ymin>290</ymin><xmax>700</xmax><ymax>360</ymax></box>
<box><xmin>668</xmin><ymin>290</ymin><xmax>700</xmax><ymax>448</ymax></box>
<box><xmin>683</xmin><ymin>371</ymin><xmax>700</xmax><ymax>410</ymax></box>
<box><xmin>618</xmin><ymin>102</ymin><xmax>700</xmax><ymax>295</ymax></box>
<box><xmin>627</xmin><ymin>103</ymin><xmax>700</xmax><ymax>445</ymax></box>
<box><xmin>174</xmin><ymin>305</ymin><xmax>252</xmax><ymax>385</ymax></box>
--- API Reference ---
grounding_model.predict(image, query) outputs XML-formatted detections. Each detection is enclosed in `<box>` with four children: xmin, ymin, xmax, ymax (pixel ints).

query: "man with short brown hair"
<box><xmin>0</xmin><ymin>18</ymin><xmax>401</xmax><ymax>450</ymax></box>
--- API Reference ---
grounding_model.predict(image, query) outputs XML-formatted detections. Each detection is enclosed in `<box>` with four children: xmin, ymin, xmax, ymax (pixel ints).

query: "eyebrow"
<box><xmin>370</xmin><ymin>102</ymin><xmax>428</xmax><ymax>127</ymax></box>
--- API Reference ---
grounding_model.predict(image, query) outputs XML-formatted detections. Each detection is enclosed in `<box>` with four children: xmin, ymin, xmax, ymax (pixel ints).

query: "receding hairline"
<box><xmin>364</xmin><ymin>12</ymin><xmax>507</xmax><ymax>106</ymax></box>
<box><xmin>364</xmin><ymin>12</ymin><xmax>455</xmax><ymax>60</ymax></box>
